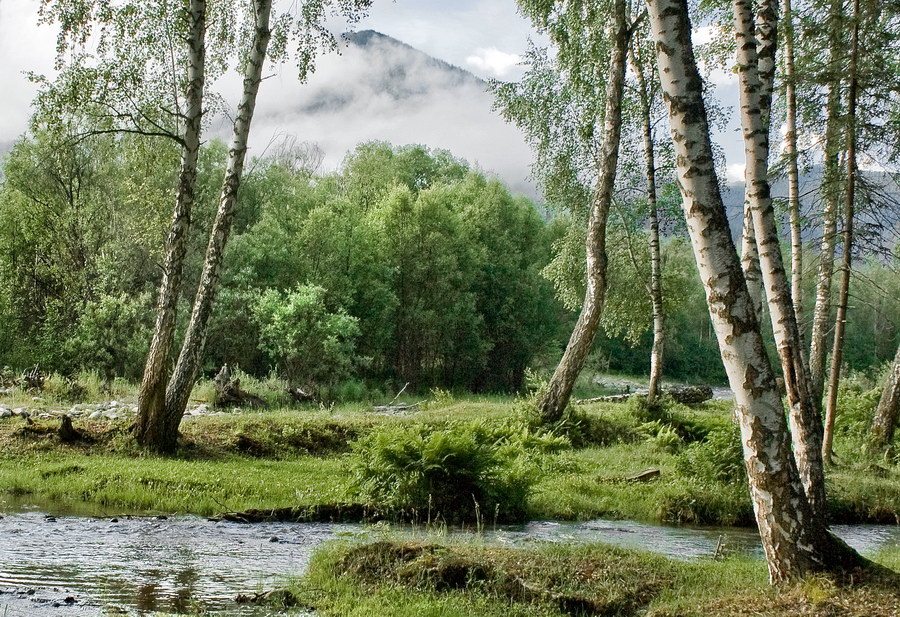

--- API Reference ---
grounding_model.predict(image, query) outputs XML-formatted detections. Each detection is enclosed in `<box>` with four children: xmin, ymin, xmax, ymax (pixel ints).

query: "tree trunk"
<box><xmin>740</xmin><ymin>207</ymin><xmax>765</xmax><ymax>324</ymax></box>
<box><xmin>782</xmin><ymin>0</ymin><xmax>804</xmax><ymax>335</ymax></box>
<box><xmin>732</xmin><ymin>0</ymin><xmax>827</xmax><ymax>520</ymax></box>
<box><xmin>871</xmin><ymin>343</ymin><xmax>900</xmax><ymax>449</ymax></box>
<box><xmin>139</xmin><ymin>0</ymin><xmax>273</xmax><ymax>453</ymax></box>
<box><xmin>536</xmin><ymin>0</ymin><xmax>631</xmax><ymax>423</ymax></box>
<box><xmin>135</xmin><ymin>0</ymin><xmax>207</xmax><ymax>448</ymax></box>
<box><xmin>823</xmin><ymin>0</ymin><xmax>860</xmax><ymax>465</ymax></box>
<box><xmin>629</xmin><ymin>44</ymin><xmax>665</xmax><ymax>403</ymax></box>
<box><xmin>643</xmin><ymin>0</ymin><xmax>864</xmax><ymax>583</ymax></box>
<box><xmin>808</xmin><ymin>0</ymin><xmax>845</xmax><ymax>402</ymax></box>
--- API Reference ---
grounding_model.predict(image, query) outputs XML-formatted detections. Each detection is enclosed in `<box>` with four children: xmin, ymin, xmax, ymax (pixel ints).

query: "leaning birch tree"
<box><xmin>134</xmin><ymin>0</ymin><xmax>374</xmax><ymax>452</ymax></box>
<box><xmin>643</xmin><ymin>0</ymin><xmax>865</xmax><ymax>582</ymax></box>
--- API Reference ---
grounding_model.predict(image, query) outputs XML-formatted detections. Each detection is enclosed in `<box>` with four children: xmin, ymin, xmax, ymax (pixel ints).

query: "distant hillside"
<box><xmin>297</xmin><ymin>30</ymin><xmax>486</xmax><ymax>115</ymax></box>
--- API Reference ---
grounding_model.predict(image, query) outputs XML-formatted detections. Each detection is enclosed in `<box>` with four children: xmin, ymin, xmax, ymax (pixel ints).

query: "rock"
<box><xmin>13</xmin><ymin>408</ymin><xmax>28</xmax><ymax>418</ymax></box>
<box><xmin>103</xmin><ymin>412</ymin><xmax>119</xmax><ymax>420</ymax></box>
<box><xmin>0</xmin><ymin>408</ymin><xmax>12</xmax><ymax>418</ymax></box>
<box><xmin>89</xmin><ymin>411</ymin><xmax>103</xmax><ymax>420</ymax></box>
<box><xmin>269</xmin><ymin>536</ymin><xmax>279</xmax><ymax>543</ymax></box>
<box><xmin>666</xmin><ymin>385</ymin><xmax>714</xmax><ymax>406</ymax></box>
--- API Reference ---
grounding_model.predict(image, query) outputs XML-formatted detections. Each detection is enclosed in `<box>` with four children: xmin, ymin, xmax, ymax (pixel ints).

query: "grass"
<box><xmin>289</xmin><ymin>536</ymin><xmax>900</xmax><ymax>617</ymax></box>
<box><xmin>1</xmin><ymin>387</ymin><xmax>898</xmax><ymax>526</ymax></box>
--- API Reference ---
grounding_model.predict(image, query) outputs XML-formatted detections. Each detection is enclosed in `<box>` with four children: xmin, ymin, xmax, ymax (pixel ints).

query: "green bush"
<box><xmin>348</xmin><ymin>422</ymin><xmax>562</xmax><ymax>523</ymax></box>
<box><xmin>253</xmin><ymin>284</ymin><xmax>360</xmax><ymax>388</ymax></box>
<box><xmin>675</xmin><ymin>425</ymin><xmax>746</xmax><ymax>485</ymax></box>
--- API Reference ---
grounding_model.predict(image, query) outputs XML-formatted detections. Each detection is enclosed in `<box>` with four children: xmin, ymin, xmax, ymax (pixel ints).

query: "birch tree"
<box><xmin>134</xmin><ymin>0</ymin><xmax>373</xmax><ymax>452</ymax></box>
<box><xmin>643</xmin><ymin>0</ymin><xmax>865</xmax><ymax>582</ymax></box>
<box><xmin>732</xmin><ymin>0</ymin><xmax>827</xmax><ymax>518</ymax></box>
<box><xmin>780</xmin><ymin>0</ymin><xmax>803</xmax><ymax>328</ymax></box>
<box><xmin>535</xmin><ymin>0</ymin><xmax>638</xmax><ymax>423</ymax></box>
<box><xmin>628</xmin><ymin>40</ymin><xmax>666</xmax><ymax>403</ymax></box>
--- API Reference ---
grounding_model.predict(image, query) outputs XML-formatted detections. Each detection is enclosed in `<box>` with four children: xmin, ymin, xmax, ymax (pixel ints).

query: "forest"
<box><xmin>0</xmin><ymin>0</ymin><xmax>899</xmax><ymax>615</ymax></box>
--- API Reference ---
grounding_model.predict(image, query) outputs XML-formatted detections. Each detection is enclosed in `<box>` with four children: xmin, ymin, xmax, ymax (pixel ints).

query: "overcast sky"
<box><xmin>0</xmin><ymin>0</ymin><xmax>746</xmax><ymax>194</ymax></box>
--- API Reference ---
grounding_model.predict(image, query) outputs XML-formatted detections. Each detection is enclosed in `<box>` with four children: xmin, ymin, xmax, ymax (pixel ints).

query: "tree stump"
<box><xmin>212</xmin><ymin>365</ymin><xmax>266</xmax><ymax>409</ymax></box>
<box><xmin>58</xmin><ymin>415</ymin><xmax>83</xmax><ymax>443</ymax></box>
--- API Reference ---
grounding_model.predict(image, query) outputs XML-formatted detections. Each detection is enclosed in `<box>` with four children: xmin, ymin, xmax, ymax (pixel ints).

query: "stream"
<box><xmin>1</xmin><ymin>496</ymin><xmax>898</xmax><ymax>617</ymax></box>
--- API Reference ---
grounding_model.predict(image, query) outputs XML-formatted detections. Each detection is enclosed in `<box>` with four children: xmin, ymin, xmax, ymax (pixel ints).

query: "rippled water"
<box><xmin>0</xmin><ymin>501</ymin><xmax>359</xmax><ymax>616</ymax></box>
<box><xmin>1</xmin><ymin>497</ymin><xmax>897</xmax><ymax>617</ymax></box>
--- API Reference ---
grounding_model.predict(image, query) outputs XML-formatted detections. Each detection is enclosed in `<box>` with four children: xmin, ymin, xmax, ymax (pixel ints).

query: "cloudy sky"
<box><xmin>0</xmin><ymin>0</ymin><xmax>745</xmax><ymax>196</ymax></box>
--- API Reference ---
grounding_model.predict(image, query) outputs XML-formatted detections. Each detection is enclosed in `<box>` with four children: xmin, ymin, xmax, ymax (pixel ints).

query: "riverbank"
<box><xmin>292</xmin><ymin>538</ymin><xmax>900</xmax><ymax>617</ymax></box>
<box><xmin>1</xmin><ymin>394</ymin><xmax>897</xmax><ymax>526</ymax></box>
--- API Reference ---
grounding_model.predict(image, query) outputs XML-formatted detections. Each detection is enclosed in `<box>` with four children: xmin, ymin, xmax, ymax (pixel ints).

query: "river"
<box><xmin>1</xmin><ymin>496</ymin><xmax>897</xmax><ymax>616</ymax></box>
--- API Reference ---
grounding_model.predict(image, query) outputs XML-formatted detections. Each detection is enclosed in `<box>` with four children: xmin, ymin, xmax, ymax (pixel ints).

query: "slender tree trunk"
<box><xmin>629</xmin><ymin>44</ymin><xmax>665</xmax><ymax>403</ymax></box>
<box><xmin>809</xmin><ymin>0</ymin><xmax>845</xmax><ymax>402</ymax></box>
<box><xmin>733</xmin><ymin>0</ymin><xmax>827</xmax><ymax>520</ymax></box>
<box><xmin>740</xmin><ymin>207</ymin><xmax>765</xmax><ymax>324</ymax></box>
<box><xmin>139</xmin><ymin>0</ymin><xmax>273</xmax><ymax>453</ymax></box>
<box><xmin>537</xmin><ymin>0</ymin><xmax>631</xmax><ymax>423</ymax></box>
<box><xmin>782</xmin><ymin>0</ymin><xmax>804</xmax><ymax>334</ymax></box>
<box><xmin>823</xmin><ymin>0</ymin><xmax>860</xmax><ymax>465</ymax></box>
<box><xmin>644</xmin><ymin>0</ymin><xmax>864</xmax><ymax>583</ymax></box>
<box><xmin>871</xmin><ymin>343</ymin><xmax>900</xmax><ymax>449</ymax></box>
<box><xmin>135</xmin><ymin>0</ymin><xmax>207</xmax><ymax>448</ymax></box>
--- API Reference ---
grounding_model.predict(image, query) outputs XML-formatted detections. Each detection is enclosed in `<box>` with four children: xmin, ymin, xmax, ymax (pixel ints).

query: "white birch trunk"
<box><xmin>808</xmin><ymin>0</ymin><xmax>844</xmax><ymax>402</ymax></box>
<box><xmin>156</xmin><ymin>0</ymin><xmax>273</xmax><ymax>450</ymax></box>
<box><xmin>135</xmin><ymin>0</ymin><xmax>207</xmax><ymax>449</ymax></box>
<box><xmin>781</xmin><ymin>0</ymin><xmax>804</xmax><ymax>334</ymax></box>
<box><xmin>732</xmin><ymin>0</ymin><xmax>827</xmax><ymax>521</ymax></box>
<box><xmin>644</xmin><ymin>0</ymin><xmax>864</xmax><ymax>582</ymax></box>
<box><xmin>537</xmin><ymin>0</ymin><xmax>631</xmax><ymax>422</ymax></box>
<box><xmin>629</xmin><ymin>44</ymin><xmax>665</xmax><ymax>403</ymax></box>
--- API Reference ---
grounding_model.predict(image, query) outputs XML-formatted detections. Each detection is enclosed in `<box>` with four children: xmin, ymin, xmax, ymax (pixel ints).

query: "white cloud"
<box><xmin>727</xmin><ymin>163</ymin><xmax>746</xmax><ymax>183</ymax></box>
<box><xmin>465</xmin><ymin>47</ymin><xmax>521</xmax><ymax>78</ymax></box>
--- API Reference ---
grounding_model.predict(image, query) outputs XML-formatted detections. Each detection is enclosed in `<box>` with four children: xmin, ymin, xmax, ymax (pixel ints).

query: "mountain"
<box><xmin>246</xmin><ymin>30</ymin><xmax>538</xmax><ymax>196</ymax></box>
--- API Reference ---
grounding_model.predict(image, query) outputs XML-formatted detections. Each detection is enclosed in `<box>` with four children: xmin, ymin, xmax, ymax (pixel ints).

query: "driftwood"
<box><xmin>21</xmin><ymin>365</ymin><xmax>45</xmax><ymax>392</ymax></box>
<box><xmin>212</xmin><ymin>364</ymin><xmax>266</xmax><ymax>409</ymax></box>
<box><xmin>625</xmin><ymin>468</ymin><xmax>661</xmax><ymax>482</ymax></box>
<box><xmin>287</xmin><ymin>387</ymin><xmax>315</xmax><ymax>404</ymax></box>
<box><xmin>578</xmin><ymin>385</ymin><xmax>714</xmax><ymax>406</ymax></box>
<box><xmin>372</xmin><ymin>402</ymin><xmax>423</xmax><ymax>414</ymax></box>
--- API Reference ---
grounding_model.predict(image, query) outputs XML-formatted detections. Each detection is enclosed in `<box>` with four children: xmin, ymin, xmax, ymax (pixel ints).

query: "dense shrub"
<box><xmin>675</xmin><ymin>425</ymin><xmax>746</xmax><ymax>485</ymax></box>
<box><xmin>253</xmin><ymin>284</ymin><xmax>360</xmax><ymax>388</ymax></box>
<box><xmin>348</xmin><ymin>422</ymin><xmax>566</xmax><ymax>523</ymax></box>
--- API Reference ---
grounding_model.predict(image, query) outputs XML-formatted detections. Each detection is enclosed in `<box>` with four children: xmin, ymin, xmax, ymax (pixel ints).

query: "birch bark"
<box><xmin>644</xmin><ymin>0</ymin><xmax>863</xmax><ymax>582</ymax></box>
<box><xmin>138</xmin><ymin>0</ymin><xmax>273</xmax><ymax>452</ymax></box>
<box><xmin>781</xmin><ymin>0</ymin><xmax>804</xmax><ymax>332</ymax></box>
<box><xmin>629</xmin><ymin>44</ymin><xmax>665</xmax><ymax>403</ymax></box>
<box><xmin>135</xmin><ymin>0</ymin><xmax>207</xmax><ymax>448</ymax></box>
<box><xmin>732</xmin><ymin>0</ymin><xmax>827</xmax><ymax>520</ymax></box>
<box><xmin>537</xmin><ymin>0</ymin><xmax>631</xmax><ymax>423</ymax></box>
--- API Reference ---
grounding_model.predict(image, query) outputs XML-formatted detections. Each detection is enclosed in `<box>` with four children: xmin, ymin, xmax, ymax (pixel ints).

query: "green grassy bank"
<box><xmin>1</xmin><ymin>393</ymin><xmax>897</xmax><ymax>526</ymax></box>
<box><xmin>286</xmin><ymin>537</ymin><xmax>900</xmax><ymax>617</ymax></box>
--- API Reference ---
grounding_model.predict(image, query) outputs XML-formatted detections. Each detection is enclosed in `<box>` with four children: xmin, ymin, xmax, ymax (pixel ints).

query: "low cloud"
<box><xmin>210</xmin><ymin>32</ymin><xmax>538</xmax><ymax>198</ymax></box>
<box><xmin>465</xmin><ymin>48</ymin><xmax>521</xmax><ymax>78</ymax></box>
